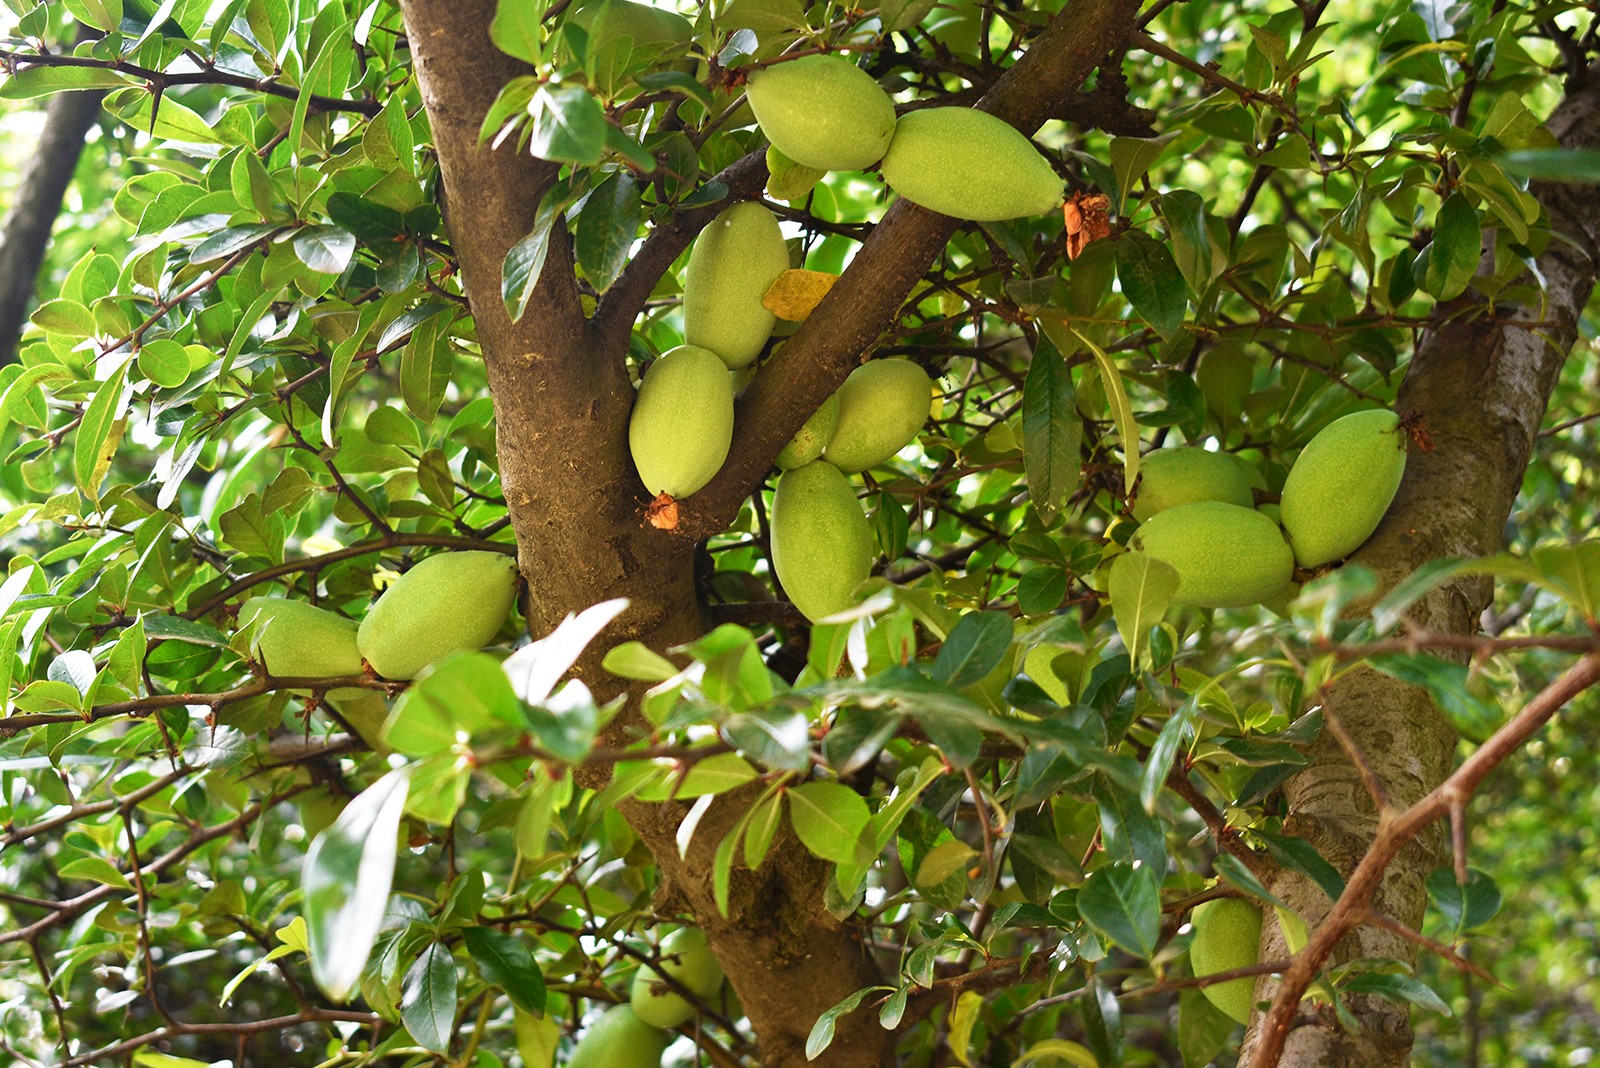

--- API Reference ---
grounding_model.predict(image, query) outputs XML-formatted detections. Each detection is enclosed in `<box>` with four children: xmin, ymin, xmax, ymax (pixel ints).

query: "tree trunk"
<box><xmin>0</xmin><ymin>86</ymin><xmax>105</xmax><ymax>364</ymax></box>
<box><xmin>1244</xmin><ymin>72</ymin><xmax>1600</xmax><ymax>1068</ymax></box>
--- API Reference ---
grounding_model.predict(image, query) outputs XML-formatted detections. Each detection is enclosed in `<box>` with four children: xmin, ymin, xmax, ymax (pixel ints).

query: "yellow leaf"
<box><xmin>1014</xmin><ymin>1038</ymin><xmax>1100</xmax><ymax>1067</ymax></box>
<box><xmin>762</xmin><ymin>269</ymin><xmax>840</xmax><ymax>321</ymax></box>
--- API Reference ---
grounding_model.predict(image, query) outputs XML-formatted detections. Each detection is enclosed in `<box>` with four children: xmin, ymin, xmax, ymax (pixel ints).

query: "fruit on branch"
<box><xmin>1130</xmin><ymin>446</ymin><xmax>1254</xmax><ymax>521</ymax></box>
<box><xmin>237</xmin><ymin>597</ymin><xmax>364</xmax><ymax>698</ymax></box>
<box><xmin>775</xmin><ymin>391</ymin><xmax>841</xmax><ymax>469</ymax></box>
<box><xmin>1189</xmin><ymin>898</ymin><xmax>1264</xmax><ymax>1024</ymax></box>
<box><xmin>567</xmin><ymin>1004</ymin><xmax>671</xmax><ymax>1068</ymax></box>
<box><xmin>683</xmin><ymin>201</ymin><xmax>791</xmax><ymax>369</ymax></box>
<box><xmin>629</xmin><ymin>926</ymin><xmax>726</xmax><ymax>1028</ymax></box>
<box><xmin>746</xmin><ymin>54</ymin><xmax>897</xmax><ymax>171</ymax></box>
<box><xmin>1130</xmin><ymin>501</ymin><xmax>1294</xmax><ymax>608</ymax></box>
<box><xmin>771</xmin><ymin>460</ymin><xmax>874</xmax><ymax>622</ymax></box>
<box><xmin>878</xmin><ymin>107</ymin><xmax>1064</xmax><ymax>221</ymax></box>
<box><xmin>823</xmin><ymin>359</ymin><xmax>933</xmax><ymax>473</ymax></box>
<box><xmin>629</xmin><ymin>344</ymin><xmax>735</xmax><ymax>497</ymax></box>
<box><xmin>568</xmin><ymin>0</ymin><xmax>693</xmax><ymax>68</ymax></box>
<box><xmin>1279</xmin><ymin>408</ymin><xmax>1407</xmax><ymax>568</ymax></box>
<box><xmin>765</xmin><ymin>145</ymin><xmax>825</xmax><ymax>203</ymax></box>
<box><xmin>356</xmin><ymin>551</ymin><xmax>520</xmax><ymax>680</ymax></box>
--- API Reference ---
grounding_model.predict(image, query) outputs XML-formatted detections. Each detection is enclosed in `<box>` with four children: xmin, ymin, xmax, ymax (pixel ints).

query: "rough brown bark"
<box><xmin>0</xmin><ymin>86</ymin><xmax>105</xmax><ymax>364</ymax></box>
<box><xmin>1243</xmin><ymin>75</ymin><xmax>1600</xmax><ymax>1067</ymax></box>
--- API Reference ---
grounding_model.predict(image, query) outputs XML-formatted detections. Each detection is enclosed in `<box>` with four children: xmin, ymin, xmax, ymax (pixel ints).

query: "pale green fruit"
<box><xmin>568</xmin><ymin>1005</ymin><xmax>670</xmax><ymax>1068</ymax></box>
<box><xmin>1131</xmin><ymin>501</ymin><xmax>1294</xmax><ymax>609</ymax></box>
<box><xmin>771</xmin><ymin>461</ymin><xmax>874</xmax><ymax>622</ymax></box>
<box><xmin>1279</xmin><ymin>409</ymin><xmax>1407</xmax><ymax>568</ymax></box>
<box><xmin>1131</xmin><ymin>447</ymin><xmax>1253</xmax><ymax>522</ymax></box>
<box><xmin>746</xmin><ymin>54</ymin><xmax>897</xmax><ymax>171</ymax></box>
<box><xmin>878</xmin><ymin>108</ymin><xmax>1063</xmax><ymax>221</ymax></box>
<box><xmin>765</xmin><ymin>145</ymin><xmax>825</xmax><ymax>202</ymax></box>
<box><xmin>629</xmin><ymin>927</ymin><xmax>726</xmax><ymax>1029</ymax></box>
<box><xmin>1190</xmin><ymin>898</ymin><xmax>1263</xmax><ymax>1024</ymax></box>
<box><xmin>629</xmin><ymin>344</ymin><xmax>734</xmax><ymax>497</ymax></box>
<box><xmin>356</xmin><ymin>551</ymin><xmax>519</xmax><ymax>680</ymax></box>
<box><xmin>823</xmin><ymin>360</ymin><xmax>932</xmax><ymax>473</ymax></box>
<box><xmin>775</xmin><ymin>392</ymin><xmax>841</xmax><ymax>470</ymax></box>
<box><xmin>683</xmin><ymin>201</ymin><xmax>790</xmax><ymax>368</ymax></box>
<box><xmin>238</xmin><ymin>598</ymin><xmax>364</xmax><ymax>699</ymax></box>
<box><xmin>330</xmin><ymin>690</ymin><xmax>391</xmax><ymax>753</ymax></box>
<box><xmin>569</xmin><ymin>0</ymin><xmax>693</xmax><ymax>67</ymax></box>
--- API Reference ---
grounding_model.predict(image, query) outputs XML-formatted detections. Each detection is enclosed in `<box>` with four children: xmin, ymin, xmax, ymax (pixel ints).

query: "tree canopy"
<box><xmin>2</xmin><ymin>1</ymin><xmax>1600</xmax><ymax>1067</ymax></box>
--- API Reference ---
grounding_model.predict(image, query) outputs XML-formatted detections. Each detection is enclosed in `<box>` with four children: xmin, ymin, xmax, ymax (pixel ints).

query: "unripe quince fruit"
<box><xmin>771</xmin><ymin>460</ymin><xmax>874</xmax><ymax>622</ymax></box>
<box><xmin>1130</xmin><ymin>501</ymin><xmax>1294</xmax><ymax>609</ymax></box>
<box><xmin>629</xmin><ymin>927</ymin><xmax>726</xmax><ymax>1029</ymax></box>
<box><xmin>1190</xmin><ymin>898</ymin><xmax>1263</xmax><ymax>1024</ymax></box>
<box><xmin>775</xmin><ymin>392</ymin><xmax>841</xmax><ymax>470</ymax></box>
<box><xmin>683</xmin><ymin>201</ymin><xmax>790</xmax><ymax>369</ymax></box>
<box><xmin>823</xmin><ymin>360</ymin><xmax>932</xmax><ymax>474</ymax></box>
<box><xmin>1279</xmin><ymin>408</ymin><xmax>1406</xmax><ymax>568</ymax></box>
<box><xmin>238</xmin><ymin>597</ymin><xmax>363</xmax><ymax>683</ymax></box>
<box><xmin>568</xmin><ymin>0</ymin><xmax>693</xmax><ymax>67</ymax></box>
<box><xmin>356</xmin><ymin>551</ymin><xmax>519</xmax><ymax>680</ymax></box>
<box><xmin>878</xmin><ymin>108</ymin><xmax>1063</xmax><ymax>221</ymax></box>
<box><xmin>629</xmin><ymin>344</ymin><xmax>734</xmax><ymax>498</ymax></box>
<box><xmin>1131</xmin><ymin>447</ymin><xmax>1254</xmax><ymax>522</ymax></box>
<box><xmin>746</xmin><ymin>54</ymin><xmax>897</xmax><ymax>172</ymax></box>
<box><xmin>567</xmin><ymin>1004</ymin><xmax>670</xmax><ymax>1068</ymax></box>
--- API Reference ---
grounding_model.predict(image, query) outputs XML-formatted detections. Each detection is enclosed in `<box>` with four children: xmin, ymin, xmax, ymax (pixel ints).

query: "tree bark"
<box><xmin>0</xmin><ymin>86</ymin><xmax>105</xmax><ymax>365</ymax></box>
<box><xmin>1244</xmin><ymin>73</ymin><xmax>1600</xmax><ymax>1068</ymax></box>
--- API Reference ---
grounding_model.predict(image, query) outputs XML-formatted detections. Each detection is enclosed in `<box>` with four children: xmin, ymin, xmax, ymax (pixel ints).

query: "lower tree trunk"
<box><xmin>1244</xmin><ymin>72</ymin><xmax>1600</xmax><ymax>1067</ymax></box>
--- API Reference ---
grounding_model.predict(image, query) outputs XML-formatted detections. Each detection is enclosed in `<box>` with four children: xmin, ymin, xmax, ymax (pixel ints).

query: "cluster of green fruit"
<box><xmin>568</xmin><ymin>927</ymin><xmax>734</xmax><ymax>1067</ymax></box>
<box><xmin>1127</xmin><ymin>410</ymin><xmax>1408</xmax><ymax>609</ymax></box>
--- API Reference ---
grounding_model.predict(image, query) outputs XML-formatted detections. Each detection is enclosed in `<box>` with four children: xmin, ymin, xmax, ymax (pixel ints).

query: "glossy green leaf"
<box><xmin>1022</xmin><ymin>334</ymin><xmax>1083</xmax><ymax>524</ymax></box>
<box><xmin>401</xmin><ymin>940</ymin><xmax>459</xmax><ymax>1052</ymax></box>
<box><xmin>462</xmin><ymin>926</ymin><xmax>546</xmax><ymax>1016</ymax></box>
<box><xmin>788</xmin><ymin>780</ymin><xmax>871</xmax><ymax>864</ymax></box>
<box><xmin>1078</xmin><ymin>861</ymin><xmax>1161</xmax><ymax>959</ymax></box>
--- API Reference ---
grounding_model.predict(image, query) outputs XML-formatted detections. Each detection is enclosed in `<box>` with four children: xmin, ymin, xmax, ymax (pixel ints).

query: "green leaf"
<box><xmin>1022</xmin><ymin>335</ymin><xmax>1083</xmax><ymax>524</ymax></box>
<box><xmin>1017</xmin><ymin>567</ymin><xmax>1068</xmax><ymax>615</ymax></box>
<box><xmin>502</xmin><ymin>598</ymin><xmax>628</xmax><ymax>705</ymax></box>
<box><xmin>787</xmin><ymin>780</ymin><xmax>872</xmax><ymax>864</ymax></box>
<box><xmin>575</xmin><ymin>171</ymin><xmax>642</xmax><ymax>293</ymax></box>
<box><xmin>1139</xmin><ymin>697</ymin><xmax>1196</xmax><ymax>814</ymax></box>
<box><xmin>401</xmin><ymin>940</ymin><xmax>459</xmax><ymax>1052</ymax></box>
<box><xmin>601</xmin><ymin>640</ymin><xmax>680</xmax><ymax>681</ymax></box>
<box><xmin>74</xmin><ymin>358</ymin><xmax>131</xmax><ymax>505</ymax></box>
<box><xmin>1078</xmin><ymin>861</ymin><xmax>1161</xmax><ymax>959</ymax></box>
<box><xmin>1497</xmin><ymin>148</ymin><xmax>1600</xmax><ymax>182</ymax></box>
<box><xmin>1161</xmin><ymin>190</ymin><xmax>1214</xmax><ymax>295</ymax></box>
<box><xmin>1107</xmin><ymin>132</ymin><xmax>1181</xmax><ymax>213</ymax></box>
<box><xmin>1367</xmin><ymin>653</ymin><xmax>1500</xmax><ymax>741</ymax></box>
<box><xmin>292</xmin><ymin>225</ymin><xmax>357</xmax><ymax>274</ymax></box>
<box><xmin>806</xmin><ymin>985</ymin><xmax>890</xmax><ymax>1061</ymax></box>
<box><xmin>137</xmin><ymin>339</ymin><xmax>191</xmax><ymax>389</ymax></box>
<box><xmin>387</xmin><ymin>651</ymin><xmax>525</xmax><ymax>755</ymax></box>
<box><xmin>1529</xmin><ymin>540</ymin><xmax>1600</xmax><ymax>622</ymax></box>
<box><xmin>1114</xmin><ymin>231</ymin><xmax>1187</xmax><ymax>338</ymax></box>
<box><xmin>491</xmin><ymin>0</ymin><xmax>549</xmax><ymax>64</ymax></box>
<box><xmin>949</xmin><ymin>989</ymin><xmax>984</xmax><ymax>1066</ymax></box>
<box><xmin>0</xmin><ymin>65</ymin><xmax>136</xmax><ymax>98</ymax></box>
<box><xmin>327</xmin><ymin>192</ymin><xmax>406</xmax><ymax>243</ymax></box>
<box><xmin>931</xmin><ymin>611</ymin><xmax>1014</xmax><ymax>688</ymax></box>
<box><xmin>1425</xmin><ymin>867</ymin><xmax>1502</xmax><ymax>938</ymax></box>
<box><xmin>634</xmin><ymin>752</ymin><xmax>759</xmax><ymax>801</ymax></box>
<box><xmin>503</xmin><ymin>188</ymin><xmax>567</xmax><ymax>323</ymax></box>
<box><xmin>1422</xmin><ymin>192</ymin><xmax>1479</xmax><ymax>300</ymax></box>
<box><xmin>528</xmin><ymin>85</ymin><xmax>606</xmax><ymax>166</ymax></box>
<box><xmin>1177</xmin><ymin>986</ymin><xmax>1236</xmax><ymax>1068</ymax></box>
<box><xmin>1108</xmin><ymin>552</ymin><xmax>1178</xmax><ymax>669</ymax></box>
<box><xmin>1255</xmin><ymin>830</ymin><xmax>1345</xmax><ymax>902</ymax></box>
<box><xmin>30</xmin><ymin>298</ymin><xmax>96</xmax><ymax>337</ymax></box>
<box><xmin>1015</xmin><ymin>1038</ymin><xmax>1100</xmax><ymax>1067</ymax></box>
<box><xmin>303</xmin><ymin>768</ymin><xmax>410</xmax><ymax>1002</ymax></box>
<box><xmin>1340</xmin><ymin>972</ymin><xmax>1451</xmax><ymax>1016</ymax></box>
<box><xmin>462</xmin><ymin>927</ymin><xmax>546</xmax><ymax>1016</ymax></box>
<box><xmin>1049</xmin><ymin>322</ymin><xmax>1140</xmax><ymax>493</ymax></box>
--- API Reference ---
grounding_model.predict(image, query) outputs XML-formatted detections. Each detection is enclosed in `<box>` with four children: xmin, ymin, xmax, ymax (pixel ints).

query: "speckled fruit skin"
<box><xmin>238</xmin><ymin>597</ymin><xmax>362</xmax><ymax>681</ymax></box>
<box><xmin>823</xmin><ymin>360</ymin><xmax>932</xmax><ymax>473</ymax></box>
<box><xmin>776</xmin><ymin>392</ymin><xmax>841</xmax><ymax>470</ymax></box>
<box><xmin>568</xmin><ymin>1005</ymin><xmax>670</xmax><ymax>1068</ymax></box>
<box><xmin>629</xmin><ymin>344</ymin><xmax>735</xmax><ymax>497</ymax></box>
<box><xmin>1131</xmin><ymin>447</ymin><xmax>1254</xmax><ymax>522</ymax></box>
<box><xmin>747</xmin><ymin>54</ymin><xmax>897</xmax><ymax>171</ymax></box>
<box><xmin>630</xmin><ymin>927</ymin><xmax>726</xmax><ymax>1029</ymax></box>
<box><xmin>1279</xmin><ymin>408</ymin><xmax>1407</xmax><ymax>568</ymax></box>
<box><xmin>878</xmin><ymin>108</ymin><xmax>1063</xmax><ymax>221</ymax></box>
<box><xmin>1131</xmin><ymin>501</ymin><xmax>1294</xmax><ymax>609</ymax></box>
<box><xmin>356</xmin><ymin>551</ymin><xmax>519</xmax><ymax>680</ymax></box>
<box><xmin>771</xmin><ymin>461</ymin><xmax>874</xmax><ymax>622</ymax></box>
<box><xmin>1190</xmin><ymin>898</ymin><xmax>1263</xmax><ymax>1024</ymax></box>
<box><xmin>683</xmin><ymin>201</ymin><xmax>791</xmax><ymax>369</ymax></box>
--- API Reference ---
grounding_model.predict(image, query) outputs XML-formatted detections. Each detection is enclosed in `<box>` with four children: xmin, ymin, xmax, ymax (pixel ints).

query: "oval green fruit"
<box><xmin>568</xmin><ymin>1005</ymin><xmax>670</xmax><ymax>1068</ymax></box>
<box><xmin>630</xmin><ymin>927</ymin><xmax>726</xmax><ymax>1029</ymax></box>
<box><xmin>746</xmin><ymin>54</ymin><xmax>897</xmax><ymax>171</ymax></box>
<box><xmin>775</xmin><ymin>392</ymin><xmax>841</xmax><ymax>470</ymax></box>
<box><xmin>771</xmin><ymin>461</ymin><xmax>874</xmax><ymax>622</ymax></box>
<box><xmin>1131</xmin><ymin>501</ymin><xmax>1294</xmax><ymax>609</ymax></box>
<box><xmin>569</xmin><ymin>0</ymin><xmax>693</xmax><ymax>66</ymax></box>
<box><xmin>683</xmin><ymin>201</ymin><xmax>790</xmax><ymax>369</ymax></box>
<box><xmin>629</xmin><ymin>344</ymin><xmax>734</xmax><ymax>497</ymax></box>
<box><xmin>1279</xmin><ymin>408</ymin><xmax>1407</xmax><ymax>568</ymax></box>
<box><xmin>356</xmin><ymin>551</ymin><xmax>519</xmax><ymax>680</ymax></box>
<box><xmin>765</xmin><ymin>145</ymin><xmax>825</xmax><ymax>202</ymax></box>
<box><xmin>823</xmin><ymin>360</ymin><xmax>932</xmax><ymax>474</ymax></box>
<box><xmin>1131</xmin><ymin>447</ymin><xmax>1254</xmax><ymax>522</ymax></box>
<box><xmin>238</xmin><ymin>597</ymin><xmax>363</xmax><ymax>681</ymax></box>
<box><xmin>878</xmin><ymin>108</ymin><xmax>1063</xmax><ymax>221</ymax></box>
<box><xmin>1190</xmin><ymin>898</ymin><xmax>1263</xmax><ymax>1024</ymax></box>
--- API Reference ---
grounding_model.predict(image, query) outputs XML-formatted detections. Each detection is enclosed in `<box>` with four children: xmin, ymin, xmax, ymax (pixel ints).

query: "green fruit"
<box><xmin>331</xmin><ymin>690</ymin><xmax>392</xmax><ymax>752</ymax></box>
<box><xmin>1279</xmin><ymin>409</ymin><xmax>1407</xmax><ymax>568</ymax></box>
<box><xmin>629</xmin><ymin>927</ymin><xmax>726</xmax><ymax>1028</ymax></box>
<box><xmin>629</xmin><ymin>344</ymin><xmax>734</xmax><ymax>497</ymax></box>
<box><xmin>746</xmin><ymin>54</ymin><xmax>897</xmax><ymax>171</ymax></box>
<box><xmin>1190</xmin><ymin>898</ymin><xmax>1263</xmax><ymax>1024</ymax></box>
<box><xmin>775</xmin><ymin>392</ymin><xmax>840</xmax><ymax>470</ymax></box>
<box><xmin>356</xmin><ymin>551</ymin><xmax>519</xmax><ymax>680</ymax></box>
<box><xmin>878</xmin><ymin>108</ymin><xmax>1063</xmax><ymax>221</ymax></box>
<box><xmin>683</xmin><ymin>201</ymin><xmax>790</xmax><ymax>369</ymax></box>
<box><xmin>1131</xmin><ymin>447</ymin><xmax>1253</xmax><ymax>522</ymax></box>
<box><xmin>823</xmin><ymin>360</ymin><xmax>932</xmax><ymax>473</ymax></box>
<box><xmin>568</xmin><ymin>1005</ymin><xmax>670</xmax><ymax>1068</ymax></box>
<box><xmin>238</xmin><ymin>597</ymin><xmax>363</xmax><ymax>687</ymax></box>
<box><xmin>1131</xmin><ymin>501</ymin><xmax>1294</xmax><ymax>609</ymax></box>
<box><xmin>765</xmin><ymin>145</ymin><xmax>825</xmax><ymax>202</ymax></box>
<box><xmin>569</xmin><ymin>0</ymin><xmax>693</xmax><ymax>66</ymax></box>
<box><xmin>771</xmin><ymin>461</ymin><xmax>874</xmax><ymax>622</ymax></box>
